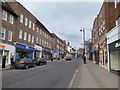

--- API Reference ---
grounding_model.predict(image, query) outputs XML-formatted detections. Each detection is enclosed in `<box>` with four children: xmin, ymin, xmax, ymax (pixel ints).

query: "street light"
<box><xmin>80</xmin><ymin>28</ymin><xmax>85</xmax><ymax>57</ymax></box>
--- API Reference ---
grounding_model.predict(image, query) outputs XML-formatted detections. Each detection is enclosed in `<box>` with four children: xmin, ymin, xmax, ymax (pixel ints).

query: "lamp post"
<box><xmin>80</xmin><ymin>28</ymin><xmax>85</xmax><ymax>57</ymax></box>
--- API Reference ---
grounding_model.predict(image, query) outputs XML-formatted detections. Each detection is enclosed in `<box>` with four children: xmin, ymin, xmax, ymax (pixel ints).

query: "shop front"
<box><xmin>34</xmin><ymin>45</ymin><xmax>42</xmax><ymax>59</ymax></box>
<box><xmin>15</xmin><ymin>43</ymin><xmax>36</xmax><ymax>60</ymax></box>
<box><xmin>108</xmin><ymin>39</ymin><xmax>120</xmax><ymax>71</ymax></box>
<box><xmin>52</xmin><ymin>49</ymin><xmax>59</xmax><ymax>59</ymax></box>
<box><xmin>42</xmin><ymin>48</ymin><xmax>51</xmax><ymax>60</ymax></box>
<box><xmin>0</xmin><ymin>43</ymin><xmax>15</xmax><ymax>66</ymax></box>
<box><xmin>99</xmin><ymin>40</ymin><xmax>108</xmax><ymax>70</ymax></box>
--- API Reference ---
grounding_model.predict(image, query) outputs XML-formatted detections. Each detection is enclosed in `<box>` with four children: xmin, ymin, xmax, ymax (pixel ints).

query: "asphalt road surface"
<box><xmin>2</xmin><ymin>58</ymin><xmax>81</xmax><ymax>88</ymax></box>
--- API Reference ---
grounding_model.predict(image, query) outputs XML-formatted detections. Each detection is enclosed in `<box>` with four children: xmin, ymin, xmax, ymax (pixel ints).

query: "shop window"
<box><xmin>24</xmin><ymin>32</ymin><xmax>27</xmax><ymax>41</ymax></box>
<box><xmin>0</xmin><ymin>28</ymin><xmax>6</xmax><ymax>40</ymax></box>
<box><xmin>20</xmin><ymin>14</ymin><xmax>23</xmax><ymax>23</ymax></box>
<box><xmin>2</xmin><ymin>10</ymin><xmax>7</xmax><ymax>21</ymax></box>
<box><xmin>25</xmin><ymin>17</ymin><xmax>28</xmax><ymax>26</ymax></box>
<box><xmin>4</xmin><ymin>50</ymin><xmax>9</xmax><ymax>64</ymax></box>
<box><xmin>0</xmin><ymin>50</ymin><xmax>3</xmax><ymax>64</ymax></box>
<box><xmin>8</xmin><ymin>31</ymin><xmax>13</xmax><ymax>41</ymax></box>
<box><xmin>9</xmin><ymin>15</ymin><xmax>14</xmax><ymax>24</ymax></box>
<box><xmin>19</xmin><ymin>30</ymin><xmax>23</xmax><ymax>39</ymax></box>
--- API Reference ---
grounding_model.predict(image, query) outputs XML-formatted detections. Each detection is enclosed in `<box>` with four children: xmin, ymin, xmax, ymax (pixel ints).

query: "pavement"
<box><xmin>2</xmin><ymin>58</ymin><xmax>81</xmax><ymax>88</ymax></box>
<box><xmin>69</xmin><ymin>58</ymin><xmax>119</xmax><ymax>88</ymax></box>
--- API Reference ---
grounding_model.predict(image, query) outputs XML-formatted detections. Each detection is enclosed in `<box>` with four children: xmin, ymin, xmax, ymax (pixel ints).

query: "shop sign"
<box><xmin>115</xmin><ymin>42</ymin><xmax>120</xmax><ymax>48</ymax></box>
<box><xmin>0</xmin><ymin>45</ymin><xmax>5</xmax><ymax>50</ymax></box>
<box><xmin>16</xmin><ymin>43</ymin><xmax>36</xmax><ymax>51</ymax></box>
<box><xmin>34</xmin><ymin>45</ymin><xmax>42</xmax><ymax>51</ymax></box>
<box><xmin>109</xmin><ymin>39</ymin><xmax>120</xmax><ymax>52</ymax></box>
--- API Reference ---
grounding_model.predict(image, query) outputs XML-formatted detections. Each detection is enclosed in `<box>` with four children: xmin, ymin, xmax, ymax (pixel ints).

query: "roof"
<box><xmin>36</xmin><ymin>19</ymin><xmax>52</xmax><ymax>36</ymax></box>
<box><xmin>2</xmin><ymin>2</ymin><xmax>18</xmax><ymax>17</ymax></box>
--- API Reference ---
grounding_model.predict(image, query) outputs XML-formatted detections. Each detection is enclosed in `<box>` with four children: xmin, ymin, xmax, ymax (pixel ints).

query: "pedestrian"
<box><xmin>51</xmin><ymin>57</ymin><xmax>53</xmax><ymax>62</ymax></box>
<box><xmin>83</xmin><ymin>56</ymin><xmax>86</xmax><ymax>64</ymax></box>
<box><xmin>10</xmin><ymin>55</ymin><xmax>14</xmax><ymax>69</ymax></box>
<box><xmin>2</xmin><ymin>55</ymin><xmax>6</xmax><ymax>68</ymax></box>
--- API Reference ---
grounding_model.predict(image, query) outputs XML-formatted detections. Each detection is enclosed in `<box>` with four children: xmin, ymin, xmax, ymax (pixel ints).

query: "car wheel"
<box><xmin>25</xmin><ymin>65</ymin><xmax>29</xmax><ymax>69</ymax></box>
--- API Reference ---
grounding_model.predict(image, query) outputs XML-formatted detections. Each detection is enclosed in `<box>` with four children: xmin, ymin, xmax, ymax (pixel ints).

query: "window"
<box><xmin>32</xmin><ymin>23</ymin><xmax>35</xmax><ymax>30</ymax></box>
<box><xmin>20</xmin><ymin>14</ymin><xmax>23</xmax><ymax>23</ymax></box>
<box><xmin>0</xmin><ymin>28</ymin><xmax>6</xmax><ymax>40</ymax></box>
<box><xmin>45</xmin><ymin>33</ymin><xmax>46</xmax><ymax>37</ymax></box>
<box><xmin>116</xmin><ymin>17</ymin><xmax>120</xmax><ymax>25</ymax></box>
<box><xmin>42</xmin><ymin>40</ymin><xmax>44</xmax><ymax>46</ymax></box>
<box><xmin>2</xmin><ymin>10</ymin><xmax>7</xmax><ymax>21</ymax></box>
<box><xmin>19</xmin><ymin>30</ymin><xmax>23</xmax><ymax>39</ymax></box>
<box><xmin>28</xmin><ymin>34</ymin><xmax>31</xmax><ymax>42</ymax></box>
<box><xmin>42</xmin><ymin>31</ymin><xmax>44</xmax><ymax>36</ymax></box>
<box><xmin>39</xmin><ymin>38</ymin><xmax>42</xmax><ymax>45</ymax></box>
<box><xmin>40</xmin><ymin>29</ymin><xmax>42</xmax><ymax>34</ymax></box>
<box><xmin>29</xmin><ymin>20</ymin><xmax>32</xmax><ymax>28</ymax></box>
<box><xmin>32</xmin><ymin>36</ymin><xmax>34</xmax><ymax>43</ymax></box>
<box><xmin>9</xmin><ymin>15</ymin><xmax>14</xmax><ymax>24</ymax></box>
<box><xmin>36</xmin><ymin>27</ymin><xmax>39</xmax><ymax>32</ymax></box>
<box><xmin>36</xmin><ymin>37</ymin><xmax>38</xmax><ymax>43</ymax></box>
<box><xmin>25</xmin><ymin>17</ymin><xmax>28</xmax><ymax>26</ymax></box>
<box><xmin>24</xmin><ymin>32</ymin><xmax>27</xmax><ymax>40</ymax></box>
<box><xmin>8</xmin><ymin>31</ymin><xmax>12</xmax><ymax>41</ymax></box>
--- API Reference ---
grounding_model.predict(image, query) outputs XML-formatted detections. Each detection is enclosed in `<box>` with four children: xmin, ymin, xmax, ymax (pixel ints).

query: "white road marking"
<box><xmin>68</xmin><ymin>69</ymin><xmax>79</xmax><ymax>88</ymax></box>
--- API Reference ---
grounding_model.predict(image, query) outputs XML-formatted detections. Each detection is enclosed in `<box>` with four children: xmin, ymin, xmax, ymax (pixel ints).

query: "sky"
<box><xmin>17</xmin><ymin>0</ymin><xmax>103</xmax><ymax>49</ymax></box>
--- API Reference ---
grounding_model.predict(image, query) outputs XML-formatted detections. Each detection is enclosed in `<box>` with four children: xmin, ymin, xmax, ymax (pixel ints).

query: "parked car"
<box><xmin>14</xmin><ymin>58</ymin><xmax>35</xmax><ymax>69</ymax></box>
<box><xmin>32</xmin><ymin>58</ymin><xmax>47</xmax><ymax>66</ymax></box>
<box><xmin>66</xmin><ymin>56</ymin><xmax>72</xmax><ymax>61</ymax></box>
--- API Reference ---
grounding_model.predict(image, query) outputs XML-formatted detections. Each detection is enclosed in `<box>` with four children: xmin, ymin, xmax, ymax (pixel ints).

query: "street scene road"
<box><xmin>2</xmin><ymin>58</ymin><xmax>81</xmax><ymax>88</ymax></box>
<box><xmin>1</xmin><ymin>1</ymin><xmax>120</xmax><ymax>89</ymax></box>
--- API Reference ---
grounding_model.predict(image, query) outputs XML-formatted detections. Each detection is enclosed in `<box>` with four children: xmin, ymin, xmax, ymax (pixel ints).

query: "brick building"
<box><xmin>92</xmin><ymin>1</ymin><xmax>116</xmax><ymax>70</ymax></box>
<box><xmin>0</xmin><ymin>2</ymin><xmax>18</xmax><ymax>65</ymax></box>
<box><xmin>0</xmin><ymin>1</ymin><xmax>55</xmax><ymax>67</ymax></box>
<box><xmin>51</xmin><ymin>33</ymin><xmax>65</xmax><ymax>59</ymax></box>
<box><xmin>107</xmin><ymin>0</ymin><xmax>120</xmax><ymax>71</ymax></box>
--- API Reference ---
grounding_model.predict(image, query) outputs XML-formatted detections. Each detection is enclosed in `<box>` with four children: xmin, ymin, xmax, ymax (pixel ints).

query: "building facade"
<box><xmin>0</xmin><ymin>2</ymin><xmax>60</xmax><ymax>67</ymax></box>
<box><xmin>92</xmin><ymin>1</ymin><xmax>116</xmax><ymax>70</ymax></box>
<box><xmin>51</xmin><ymin>33</ymin><xmax>65</xmax><ymax>59</ymax></box>
<box><xmin>107</xmin><ymin>0</ymin><xmax>120</xmax><ymax>71</ymax></box>
<box><xmin>0</xmin><ymin>2</ymin><xmax>18</xmax><ymax>65</ymax></box>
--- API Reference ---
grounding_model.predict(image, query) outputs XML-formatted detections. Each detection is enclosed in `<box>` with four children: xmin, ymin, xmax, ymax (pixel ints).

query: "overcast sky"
<box><xmin>17</xmin><ymin>1</ymin><xmax>103</xmax><ymax>49</ymax></box>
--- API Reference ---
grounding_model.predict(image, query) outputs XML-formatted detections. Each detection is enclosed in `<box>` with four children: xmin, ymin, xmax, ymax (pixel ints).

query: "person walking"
<box><xmin>2</xmin><ymin>55</ymin><xmax>6</xmax><ymax>68</ymax></box>
<box><xmin>83</xmin><ymin>55</ymin><xmax>86</xmax><ymax>64</ymax></box>
<box><xmin>10</xmin><ymin>55</ymin><xmax>14</xmax><ymax>69</ymax></box>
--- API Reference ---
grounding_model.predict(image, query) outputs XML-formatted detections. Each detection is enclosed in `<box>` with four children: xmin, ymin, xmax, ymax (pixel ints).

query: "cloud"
<box><xmin>17</xmin><ymin>2</ymin><xmax>102</xmax><ymax>49</ymax></box>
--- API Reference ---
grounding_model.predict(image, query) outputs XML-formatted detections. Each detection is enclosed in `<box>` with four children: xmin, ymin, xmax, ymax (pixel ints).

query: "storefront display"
<box><xmin>15</xmin><ymin>43</ymin><xmax>36</xmax><ymax>60</ymax></box>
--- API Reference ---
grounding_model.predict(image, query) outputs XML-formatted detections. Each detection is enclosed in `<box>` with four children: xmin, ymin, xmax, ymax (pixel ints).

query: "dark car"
<box><xmin>66</xmin><ymin>56</ymin><xmax>72</xmax><ymax>61</ymax></box>
<box><xmin>33</xmin><ymin>58</ymin><xmax>47</xmax><ymax>66</ymax></box>
<box><xmin>14</xmin><ymin>58</ymin><xmax>35</xmax><ymax>69</ymax></box>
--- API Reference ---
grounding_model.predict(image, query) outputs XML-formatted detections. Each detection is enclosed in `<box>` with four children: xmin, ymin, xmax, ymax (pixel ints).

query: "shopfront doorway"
<box><xmin>16</xmin><ymin>48</ymin><xmax>33</xmax><ymax>61</ymax></box>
